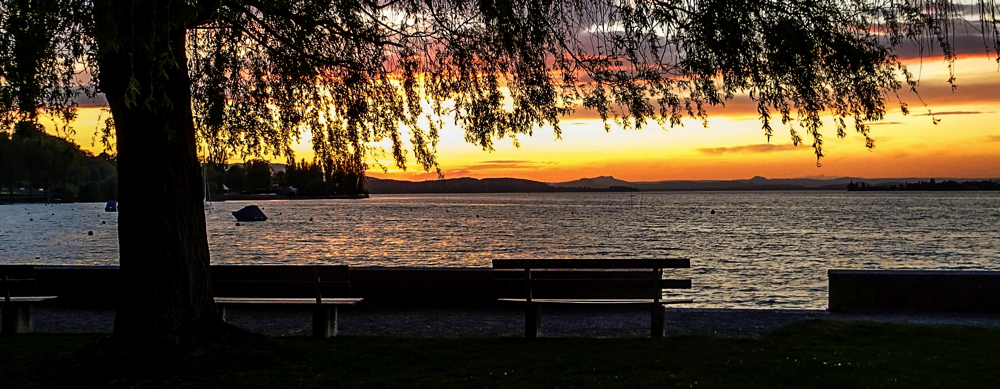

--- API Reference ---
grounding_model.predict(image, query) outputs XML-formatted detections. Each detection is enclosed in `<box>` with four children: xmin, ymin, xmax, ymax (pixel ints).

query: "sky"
<box><xmin>54</xmin><ymin>54</ymin><xmax>1000</xmax><ymax>183</ymax></box>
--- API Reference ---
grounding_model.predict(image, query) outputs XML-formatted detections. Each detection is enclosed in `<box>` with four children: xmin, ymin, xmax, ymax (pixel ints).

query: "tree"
<box><xmin>225</xmin><ymin>163</ymin><xmax>247</xmax><ymax>193</ymax></box>
<box><xmin>244</xmin><ymin>159</ymin><xmax>273</xmax><ymax>193</ymax></box>
<box><xmin>2</xmin><ymin>0</ymin><xmax>998</xmax><ymax>349</ymax></box>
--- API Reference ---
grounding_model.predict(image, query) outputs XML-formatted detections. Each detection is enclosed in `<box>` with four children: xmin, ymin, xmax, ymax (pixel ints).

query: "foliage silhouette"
<box><xmin>2</xmin><ymin>0</ymin><xmax>998</xmax><ymax>348</ymax></box>
<box><xmin>0</xmin><ymin>124</ymin><xmax>116</xmax><ymax>202</ymax></box>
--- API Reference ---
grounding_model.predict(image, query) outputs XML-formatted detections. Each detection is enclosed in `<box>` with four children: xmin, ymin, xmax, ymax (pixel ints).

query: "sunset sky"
<box><xmin>56</xmin><ymin>54</ymin><xmax>1000</xmax><ymax>183</ymax></box>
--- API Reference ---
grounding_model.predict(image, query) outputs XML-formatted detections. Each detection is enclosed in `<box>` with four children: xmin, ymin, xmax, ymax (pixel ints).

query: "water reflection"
<box><xmin>1</xmin><ymin>191</ymin><xmax>998</xmax><ymax>309</ymax></box>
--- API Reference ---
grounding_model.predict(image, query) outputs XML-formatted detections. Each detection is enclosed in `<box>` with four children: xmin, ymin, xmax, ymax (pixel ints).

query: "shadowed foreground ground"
<box><xmin>22</xmin><ymin>304</ymin><xmax>1000</xmax><ymax>337</ymax></box>
<box><xmin>2</xmin><ymin>320</ymin><xmax>999</xmax><ymax>388</ymax></box>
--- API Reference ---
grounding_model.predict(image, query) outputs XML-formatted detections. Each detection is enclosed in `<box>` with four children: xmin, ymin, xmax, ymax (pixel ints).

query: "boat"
<box><xmin>105</xmin><ymin>200</ymin><xmax>117</xmax><ymax>212</ymax></box>
<box><xmin>232</xmin><ymin>205</ymin><xmax>267</xmax><ymax>221</ymax></box>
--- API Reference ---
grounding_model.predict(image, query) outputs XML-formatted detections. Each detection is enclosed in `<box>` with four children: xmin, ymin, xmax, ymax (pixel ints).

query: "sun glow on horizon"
<box><xmin>47</xmin><ymin>56</ymin><xmax>1000</xmax><ymax>182</ymax></box>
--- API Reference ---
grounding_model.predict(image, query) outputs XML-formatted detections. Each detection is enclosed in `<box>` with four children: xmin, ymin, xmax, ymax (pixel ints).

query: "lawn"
<box><xmin>2</xmin><ymin>320</ymin><xmax>997</xmax><ymax>388</ymax></box>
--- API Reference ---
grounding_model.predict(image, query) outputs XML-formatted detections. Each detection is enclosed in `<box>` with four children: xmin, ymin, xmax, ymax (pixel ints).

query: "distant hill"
<box><xmin>552</xmin><ymin>175</ymin><xmax>998</xmax><ymax>191</ymax></box>
<box><xmin>366</xmin><ymin>177</ymin><xmax>554</xmax><ymax>194</ymax></box>
<box><xmin>365</xmin><ymin>175</ymin><xmax>999</xmax><ymax>194</ymax></box>
<box><xmin>550</xmin><ymin>175</ymin><xmax>848</xmax><ymax>191</ymax></box>
<box><xmin>551</xmin><ymin>176</ymin><xmax>633</xmax><ymax>188</ymax></box>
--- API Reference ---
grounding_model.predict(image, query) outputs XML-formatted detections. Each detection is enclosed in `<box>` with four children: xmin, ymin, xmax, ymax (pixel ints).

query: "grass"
<box><xmin>2</xmin><ymin>320</ymin><xmax>998</xmax><ymax>388</ymax></box>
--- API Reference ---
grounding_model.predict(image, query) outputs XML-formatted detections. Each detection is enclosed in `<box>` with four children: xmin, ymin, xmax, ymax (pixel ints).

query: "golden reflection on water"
<box><xmin>2</xmin><ymin>192</ymin><xmax>999</xmax><ymax>309</ymax></box>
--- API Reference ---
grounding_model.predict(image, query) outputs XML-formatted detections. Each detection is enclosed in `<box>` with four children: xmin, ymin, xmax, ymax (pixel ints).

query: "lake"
<box><xmin>2</xmin><ymin>191</ymin><xmax>998</xmax><ymax>309</ymax></box>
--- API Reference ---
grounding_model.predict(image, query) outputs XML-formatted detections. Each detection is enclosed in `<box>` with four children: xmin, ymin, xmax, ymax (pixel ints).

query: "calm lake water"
<box><xmin>2</xmin><ymin>192</ymin><xmax>999</xmax><ymax>309</ymax></box>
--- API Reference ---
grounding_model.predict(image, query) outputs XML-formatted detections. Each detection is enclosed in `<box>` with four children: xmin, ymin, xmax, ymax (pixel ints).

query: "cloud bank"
<box><xmin>695</xmin><ymin>143</ymin><xmax>804</xmax><ymax>155</ymax></box>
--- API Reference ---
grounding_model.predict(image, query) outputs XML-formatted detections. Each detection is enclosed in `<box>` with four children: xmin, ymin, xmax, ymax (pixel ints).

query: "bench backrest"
<box><xmin>1</xmin><ymin>265</ymin><xmax>39</xmax><ymax>302</ymax></box>
<box><xmin>211</xmin><ymin>265</ymin><xmax>351</xmax><ymax>298</ymax></box>
<box><xmin>493</xmin><ymin>259</ymin><xmax>691</xmax><ymax>300</ymax></box>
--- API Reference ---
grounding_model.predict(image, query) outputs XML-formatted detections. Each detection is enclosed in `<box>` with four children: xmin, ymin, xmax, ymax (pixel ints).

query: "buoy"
<box><xmin>476</xmin><ymin>214</ymin><xmax>480</xmax><ymax>218</ymax></box>
<box><xmin>102</xmin><ymin>221</ymin><xmax>106</xmax><ymax>224</ymax></box>
<box><xmin>236</xmin><ymin>222</ymin><xmax>241</xmax><ymax>226</ymax></box>
<box><xmin>88</xmin><ymin>231</ymin><xmax>94</xmax><ymax>236</ymax></box>
<box><xmin>710</xmin><ymin>210</ymin><xmax>716</xmax><ymax>214</ymax></box>
<box><xmin>29</xmin><ymin>218</ymin><xmax>33</xmax><ymax>221</ymax></box>
<box><xmin>52</xmin><ymin>213</ymin><xmax>55</xmax><ymax>215</ymax></box>
<box><xmin>309</xmin><ymin>217</ymin><xmax>313</xmax><ymax>221</ymax></box>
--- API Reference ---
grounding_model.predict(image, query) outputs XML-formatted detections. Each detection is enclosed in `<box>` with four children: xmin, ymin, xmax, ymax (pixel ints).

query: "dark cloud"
<box><xmin>892</xmin><ymin>32</ymin><xmax>999</xmax><ymax>60</ymax></box>
<box><xmin>987</xmin><ymin>135</ymin><xmax>1000</xmax><ymax>142</ymax></box>
<box><xmin>73</xmin><ymin>93</ymin><xmax>107</xmax><ymax>108</ymax></box>
<box><xmin>696</xmin><ymin>143</ymin><xmax>804</xmax><ymax>155</ymax></box>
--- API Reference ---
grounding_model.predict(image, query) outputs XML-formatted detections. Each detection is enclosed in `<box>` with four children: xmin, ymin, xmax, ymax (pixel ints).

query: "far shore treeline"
<box><xmin>0</xmin><ymin>127</ymin><xmax>367</xmax><ymax>203</ymax></box>
<box><xmin>847</xmin><ymin>179</ymin><xmax>1000</xmax><ymax>191</ymax></box>
<box><xmin>205</xmin><ymin>158</ymin><xmax>366</xmax><ymax>199</ymax></box>
<box><xmin>0</xmin><ymin>125</ymin><xmax>117</xmax><ymax>203</ymax></box>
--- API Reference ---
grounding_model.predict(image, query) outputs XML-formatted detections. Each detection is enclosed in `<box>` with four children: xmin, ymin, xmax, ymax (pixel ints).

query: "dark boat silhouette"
<box><xmin>232</xmin><ymin>205</ymin><xmax>267</xmax><ymax>221</ymax></box>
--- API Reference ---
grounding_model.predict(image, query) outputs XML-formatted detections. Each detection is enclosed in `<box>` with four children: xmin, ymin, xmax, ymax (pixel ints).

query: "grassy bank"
<box><xmin>3</xmin><ymin>320</ymin><xmax>998</xmax><ymax>388</ymax></box>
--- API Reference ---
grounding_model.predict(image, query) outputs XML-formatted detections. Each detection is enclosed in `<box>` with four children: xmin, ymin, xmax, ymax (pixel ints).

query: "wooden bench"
<box><xmin>2</xmin><ymin>265</ymin><xmax>58</xmax><ymax>334</ymax></box>
<box><xmin>493</xmin><ymin>259</ymin><xmax>692</xmax><ymax>337</ymax></box>
<box><xmin>211</xmin><ymin>265</ymin><xmax>362</xmax><ymax>337</ymax></box>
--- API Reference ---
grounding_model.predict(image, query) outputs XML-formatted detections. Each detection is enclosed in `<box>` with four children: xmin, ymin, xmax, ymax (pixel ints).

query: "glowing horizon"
<box><xmin>47</xmin><ymin>55</ymin><xmax>1000</xmax><ymax>182</ymax></box>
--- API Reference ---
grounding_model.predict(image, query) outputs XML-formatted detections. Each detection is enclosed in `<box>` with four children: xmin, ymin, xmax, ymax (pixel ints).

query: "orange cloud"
<box><xmin>695</xmin><ymin>143</ymin><xmax>807</xmax><ymax>155</ymax></box>
<box><xmin>461</xmin><ymin>160</ymin><xmax>557</xmax><ymax>170</ymax></box>
<box><xmin>373</xmin><ymin>160</ymin><xmax>559</xmax><ymax>180</ymax></box>
<box><xmin>917</xmin><ymin>111</ymin><xmax>993</xmax><ymax>116</ymax></box>
<box><xmin>866</xmin><ymin>122</ymin><xmax>904</xmax><ymax>126</ymax></box>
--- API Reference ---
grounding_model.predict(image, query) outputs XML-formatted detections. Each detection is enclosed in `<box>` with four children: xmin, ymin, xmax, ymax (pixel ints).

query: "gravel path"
<box><xmin>17</xmin><ymin>304</ymin><xmax>1000</xmax><ymax>338</ymax></box>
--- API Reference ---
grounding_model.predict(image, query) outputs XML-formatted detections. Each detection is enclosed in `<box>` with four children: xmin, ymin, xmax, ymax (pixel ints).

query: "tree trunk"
<box><xmin>96</xmin><ymin>3</ymin><xmax>234</xmax><ymax>349</ymax></box>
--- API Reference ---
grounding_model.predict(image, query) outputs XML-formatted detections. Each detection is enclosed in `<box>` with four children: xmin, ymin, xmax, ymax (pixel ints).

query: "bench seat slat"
<box><xmin>495</xmin><ymin>270</ymin><xmax>662</xmax><ymax>280</ymax></box>
<box><xmin>3</xmin><ymin>296</ymin><xmax>58</xmax><ymax>303</ymax></box>
<box><xmin>211</xmin><ymin>265</ymin><xmax>350</xmax><ymax>282</ymax></box>
<box><xmin>214</xmin><ymin>281</ymin><xmax>351</xmax><ymax>298</ymax></box>
<box><xmin>496</xmin><ymin>279</ymin><xmax>691</xmax><ymax>300</ymax></box>
<box><xmin>214</xmin><ymin>297</ymin><xmax>362</xmax><ymax>305</ymax></box>
<box><xmin>499</xmin><ymin>298</ymin><xmax>694</xmax><ymax>305</ymax></box>
<box><xmin>493</xmin><ymin>258</ymin><xmax>690</xmax><ymax>269</ymax></box>
<box><xmin>495</xmin><ymin>278</ymin><xmax>692</xmax><ymax>288</ymax></box>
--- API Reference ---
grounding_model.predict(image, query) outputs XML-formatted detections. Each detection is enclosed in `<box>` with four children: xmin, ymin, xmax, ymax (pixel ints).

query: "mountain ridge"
<box><xmin>365</xmin><ymin>175</ymin><xmax>999</xmax><ymax>194</ymax></box>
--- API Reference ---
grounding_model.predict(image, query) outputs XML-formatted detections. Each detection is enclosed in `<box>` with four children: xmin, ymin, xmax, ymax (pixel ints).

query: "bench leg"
<box><xmin>525</xmin><ymin>303</ymin><xmax>541</xmax><ymax>338</ymax></box>
<box><xmin>2</xmin><ymin>303</ymin><xmax>33</xmax><ymax>334</ymax></box>
<box><xmin>651</xmin><ymin>304</ymin><xmax>664</xmax><ymax>338</ymax></box>
<box><xmin>313</xmin><ymin>306</ymin><xmax>337</xmax><ymax>338</ymax></box>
